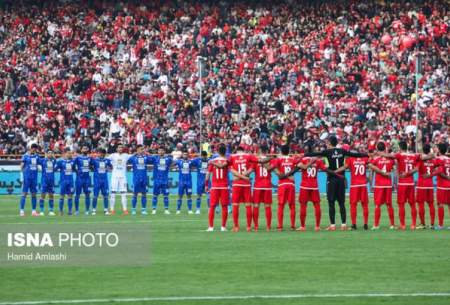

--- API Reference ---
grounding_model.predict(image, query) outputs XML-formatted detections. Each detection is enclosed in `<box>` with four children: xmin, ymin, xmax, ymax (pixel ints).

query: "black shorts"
<box><xmin>326</xmin><ymin>176</ymin><xmax>346</xmax><ymax>204</ymax></box>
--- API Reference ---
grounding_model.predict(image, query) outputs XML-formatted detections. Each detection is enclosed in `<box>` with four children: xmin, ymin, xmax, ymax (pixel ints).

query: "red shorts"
<box><xmin>278</xmin><ymin>184</ymin><xmax>295</xmax><ymax>206</ymax></box>
<box><xmin>349</xmin><ymin>186</ymin><xmax>368</xmax><ymax>205</ymax></box>
<box><xmin>416</xmin><ymin>188</ymin><xmax>434</xmax><ymax>204</ymax></box>
<box><xmin>210</xmin><ymin>188</ymin><xmax>229</xmax><ymax>206</ymax></box>
<box><xmin>231</xmin><ymin>185</ymin><xmax>252</xmax><ymax>204</ymax></box>
<box><xmin>374</xmin><ymin>187</ymin><xmax>392</xmax><ymax>205</ymax></box>
<box><xmin>437</xmin><ymin>188</ymin><xmax>450</xmax><ymax>204</ymax></box>
<box><xmin>253</xmin><ymin>189</ymin><xmax>272</xmax><ymax>204</ymax></box>
<box><xmin>298</xmin><ymin>188</ymin><xmax>320</xmax><ymax>204</ymax></box>
<box><xmin>397</xmin><ymin>184</ymin><xmax>415</xmax><ymax>204</ymax></box>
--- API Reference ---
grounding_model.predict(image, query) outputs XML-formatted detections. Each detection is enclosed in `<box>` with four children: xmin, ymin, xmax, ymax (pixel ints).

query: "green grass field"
<box><xmin>0</xmin><ymin>194</ymin><xmax>449</xmax><ymax>305</ymax></box>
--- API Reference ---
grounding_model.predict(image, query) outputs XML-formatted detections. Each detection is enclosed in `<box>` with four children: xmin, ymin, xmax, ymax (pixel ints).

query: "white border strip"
<box><xmin>0</xmin><ymin>293</ymin><xmax>449</xmax><ymax>305</ymax></box>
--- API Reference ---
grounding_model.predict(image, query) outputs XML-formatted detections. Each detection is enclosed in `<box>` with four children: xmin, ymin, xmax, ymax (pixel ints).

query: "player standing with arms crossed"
<box><xmin>148</xmin><ymin>147</ymin><xmax>173</xmax><ymax>214</ymax></box>
<box><xmin>109</xmin><ymin>144</ymin><xmax>131</xmax><ymax>215</ymax></box>
<box><xmin>91</xmin><ymin>148</ymin><xmax>113</xmax><ymax>215</ymax></box>
<box><xmin>175</xmin><ymin>151</ymin><xmax>196</xmax><ymax>214</ymax></box>
<box><xmin>205</xmin><ymin>144</ymin><xmax>230</xmax><ymax>232</ymax></box>
<box><xmin>127</xmin><ymin>145</ymin><xmax>150</xmax><ymax>215</ymax></box>
<box><xmin>192</xmin><ymin>151</ymin><xmax>210</xmax><ymax>214</ymax></box>
<box><xmin>416</xmin><ymin>144</ymin><xmax>436</xmax><ymax>229</ymax></box>
<box><xmin>56</xmin><ymin>149</ymin><xmax>76</xmax><ymax>215</ymax></box>
<box><xmin>73</xmin><ymin>146</ymin><xmax>92</xmax><ymax>215</ymax></box>
<box><xmin>19</xmin><ymin>144</ymin><xmax>40</xmax><ymax>216</ymax></box>
<box><xmin>38</xmin><ymin>150</ymin><xmax>57</xmax><ymax>216</ymax></box>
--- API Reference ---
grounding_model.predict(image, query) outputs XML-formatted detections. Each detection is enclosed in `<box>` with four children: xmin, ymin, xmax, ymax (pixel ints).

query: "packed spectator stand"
<box><xmin>0</xmin><ymin>0</ymin><xmax>448</xmax><ymax>157</ymax></box>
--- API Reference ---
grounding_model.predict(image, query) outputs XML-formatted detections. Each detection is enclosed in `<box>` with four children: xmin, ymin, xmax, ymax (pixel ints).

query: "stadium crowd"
<box><xmin>0</xmin><ymin>0</ymin><xmax>448</xmax><ymax>156</ymax></box>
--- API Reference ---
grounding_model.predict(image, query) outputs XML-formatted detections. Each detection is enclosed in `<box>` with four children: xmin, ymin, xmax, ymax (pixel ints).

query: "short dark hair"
<box><xmin>218</xmin><ymin>144</ymin><xmax>227</xmax><ymax>156</ymax></box>
<box><xmin>260</xmin><ymin>144</ymin><xmax>269</xmax><ymax>154</ymax></box>
<box><xmin>236</xmin><ymin>146</ymin><xmax>245</xmax><ymax>152</ymax></box>
<box><xmin>201</xmin><ymin>150</ymin><xmax>208</xmax><ymax>157</ymax></box>
<box><xmin>437</xmin><ymin>143</ymin><xmax>448</xmax><ymax>155</ymax></box>
<box><xmin>64</xmin><ymin>148</ymin><xmax>71</xmax><ymax>153</ymax></box>
<box><xmin>399</xmin><ymin>141</ymin><xmax>408</xmax><ymax>151</ymax></box>
<box><xmin>422</xmin><ymin>144</ymin><xmax>431</xmax><ymax>154</ymax></box>
<box><xmin>329</xmin><ymin>136</ymin><xmax>338</xmax><ymax>147</ymax></box>
<box><xmin>98</xmin><ymin>148</ymin><xmax>106</xmax><ymax>154</ymax></box>
<box><xmin>281</xmin><ymin>145</ymin><xmax>290</xmax><ymax>155</ymax></box>
<box><xmin>30</xmin><ymin>144</ymin><xmax>38</xmax><ymax>149</ymax></box>
<box><xmin>377</xmin><ymin>142</ymin><xmax>386</xmax><ymax>152</ymax></box>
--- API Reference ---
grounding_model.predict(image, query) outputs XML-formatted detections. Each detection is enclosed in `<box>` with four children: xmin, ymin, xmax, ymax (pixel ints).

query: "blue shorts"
<box><xmin>178</xmin><ymin>182</ymin><xmax>192</xmax><ymax>196</ymax></box>
<box><xmin>153</xmin><ymin>182</ymin><xmax>169</xmax><ymax>196</ymax></box>
<box><xmin>93</xmin><ymin>180</ymin><xmax>109</xmax><ymax>197</ymax></box>
<box><xmin>41</xmin><ymin>180</ymin><xmax>55</xmax><ymax>194</ymax></box>
<box><xmin>133</xmin><ymin>178</ymin><xmax>147</xmax><ymax>194</ymax></box>
<box><xmin>22</xmin><ymin>178</ymin><xmax>37</xmax><ymax>193</ymax></box>
<box><xmin>60</xmin><ymin>180</ymin><xmax>74</xmax><ymax>195</ymax></box>
<box><xmin>75</xmin><ymin>177</ymin><xmax>91</xmax><ymax>195</ymax></box>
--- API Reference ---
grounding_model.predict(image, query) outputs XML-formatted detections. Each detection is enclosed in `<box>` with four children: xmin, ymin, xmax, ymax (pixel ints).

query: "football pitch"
<box><xmin>0</xmin><ymin>194</ymin><xmax>449</xmax><ymax>305</ymax></box>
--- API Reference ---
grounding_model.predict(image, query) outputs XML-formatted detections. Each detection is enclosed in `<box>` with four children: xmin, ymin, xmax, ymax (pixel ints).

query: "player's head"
<box><xmin>98</xmin><ymin>148</ymin><xmax>106</xmax><ymax>158</ymax></box>
<box><xmin>64</xmin><ymin>148</ymin><xmax>72</xmax><ymax>159</ymax></box>
<box><xmin>217</xmin><ymin>144</ymin><xmax>226</xmax><ymax>156</ymax></box>
<box><xmin>399</xmin><ymin>141</ymin><xmax>408</xmax><ymax>152</ymax></box>
<box><xmin>422</xmin><ymin>143</ymin><xmax>431</xmax><ymax>155</ymax></box>
<box><xmin>46</xmin><ymin>150</ymin><xmax>54</xmax><ymax>159</ymax></box>
<box><xmin>201</xmin><ymin>150</ymin><xmax>208</xmax><ymax>159</ymax></box>
<box><xmin>259</xmin><ymin>144</ymin><xmax>269</xmax><ymax>154</ymax></box>
<box><xmin>81</xmin><ymin>145</ymin><xmax>89</xmax><ymax>155</ymax></box>
<box><xmin>30</xmin><ymin>143</ymin><xmax>38</xmax><ymax>154</ymax></box>
<box><xmin>437</xmin><ymin>143</ymin><xmax>448</xmax><ymax>155</ymax></box>
<box><xmin>158</xmin><ymin>147</ymin><xmax>165</xmax><ymax>156</ymax></box>
<box><xmin>329</xmin><ymin>136</ymin><xmax>338</xmax><ymax>148</ymax></box>
<box><xmin>377</xmin><ymin>142</ymin><xmax>386</xmax><ymax>152</ymax></box>
<box><xmin>236</xmin><ymin>146</ymin><xmax>245</xmax><ymax>153</ymax></box>
<box><xmin>136</xmin><ymin>145</ymin><xmax>144</xmax><ymax>155</ymax></box>
<box><xmin>117</xmin><ymin>144</ymin><xmax>124</xmax><ymax>153</ymax></box>
<box><xmin>280</xmin><ymin>144</ymin><xmax>290</xmax><ymax>156</ymax></box>
<box><xmin>182</xmin><ymin>150</ymin><xmax>189</xmax><ymax>160</ymax></box>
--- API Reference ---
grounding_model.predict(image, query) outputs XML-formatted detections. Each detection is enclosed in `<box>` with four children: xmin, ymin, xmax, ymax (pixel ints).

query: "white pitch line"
<box><xmin>0</xmin><ymin>293</ymin><xmax>449</xmax><ymax>305</ymax></box>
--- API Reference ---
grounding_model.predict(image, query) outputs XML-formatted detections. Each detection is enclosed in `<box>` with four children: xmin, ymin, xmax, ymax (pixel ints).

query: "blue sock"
<box><xmin>103</xmin><ymin>196</ymin><xmax>109</xmax><ymax>210</ymax></box>
<box><xmin>92</xmin><ymin>197</ymin><xmax>98</xmax><ymax>209</ymax></box>
<box><xmin>67</xmin><ymin>198</ymin><xmax>73</xmax><ymax>213</ymax></box>
<box><xmin>196</xmin><ymin>197</ymin><xmax>201</xmax><ymax>210</ymax></box>
<box><xmin>132</xmin><ymin>195</ymin><xmax>137</xmax><ymax>209</ymax></box>
<box><xmin>152</xmin><ymin>196</ymin><xmax>157</xmax><ymax>209</ymax></box>
<box><xmin>177</xmin><ymin>198</ymin><xmax>182</xmax><ymax>211</ymax></box>
<box><xmin>187</xmin><ymin>198</ymin><xmax>192</xmax><ymax>211</ymax></box>
<box><xmin>142</xmin><ymin>195</ymin><xmax>147</xmax><ymax>209</ymax></box>
<box><xmin>164</xmin><ymin>195</ymin><xmax>169</xmax><ymax>209</ymax></box>
<box><xmin>39</xmin><ymin>198</ymin><xmax>44</xmax><ymax>212</ymax></box>
<box><xmin>59</xmin><ymin>198</ymin><xmax>64</xmax><ymax>212</ymax></box>
<box><xmin>20</xmin><ymin>195</ymin><xmax>26</xmax><ymax>210</ymax></box>
<box><xmin>74</xmin><ymin>195</ymin><xmax>80</xmax><ymax>212</ymax></box>
<box><xmin>31</xmin><ymin>196</ymin><xmax>37</xmax><ymax>211</ymax></box>
<box><xmin>85</xmin><ymin>194</ymin><xmax>90</xmax><ymax>212</ymax></box>
<box><xmin>49</xmin><ymin>199</ymin><xmax>54</xmax><ymax>211</ymax></box>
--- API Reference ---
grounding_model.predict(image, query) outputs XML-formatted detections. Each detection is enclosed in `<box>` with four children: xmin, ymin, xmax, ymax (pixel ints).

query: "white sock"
<box><xmin>121</xmin><ymin>193</ymin><xmax>127</xmax><ymax>211</ymax></box>
<box><xmin>110</xmin><ymin>193</ymin><xmax>116</xmax><ymax>211</ymax></box>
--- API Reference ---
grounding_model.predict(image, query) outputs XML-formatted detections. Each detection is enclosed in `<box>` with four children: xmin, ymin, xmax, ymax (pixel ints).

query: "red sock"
<box><xmin>265</xmin><ymin>206</ymin><xmax>272</xmax><ymax>229</ymax></box>
<box><xmin>418</xmin><ymin>202</ymin><xmax>425</xmax><ymax>225</ymax></box>
<box><xmin>252</xmin><ymin>205</ymin><xmax>259</xmax><ymax>228</ymax></box>
<box><xmin>387</xmin><ymin>204</ymin><xmax>395</xmax><ymax>226</ymax></box>
<box><xmin>398</xmin><ymin>203</ymin><xmax>405</xmax><ymax>226</ymax></box>
<box><xmin>232</xmin><ymin>205</ymin><xmax>239</xmax><ymax>228</ymax></box>
<box><xmin>221</xmin><ymin>204</ymin><xmax>228</xmax><ymax>227</ymax></box>
<box><xmin>313</xmin><ymin>202</ymin><xmax>321</xmax><ymax>227</ymax></box>
<box><xmin>438</xmin><ymin>205</ymin><xmax>444</xmax><ymax>227</ymax></box>
<box><xmin>350</xmin><ymin>202</ymin><xmax>357</xmax><ymax>225</ymax></box>
<box><xmin>208</xmin><ymin>205</ymin><xmax>215</xmax><ymax>227</ymax></box>
<box><xmin>374</xmin><ymin>205</ymin><xmax>381</xmax><ymax>227</ymax></box>
<box><xmin>409</xmin><ymin>202</ymin><xmax>417</xmax><ymax>226</ymax></box>
<box><xmin>428</xmin><ymin>202</ymin><xmax>435</xmax><ymax>225</ymax></box>
<box><xmin>277</xmin><ymin>204</ymin><xmax>284</xmax><ymax>229</ymax></box>
<box><xmin>245</xmin><ymin>205</ymin><xmax>252</xmax><ymax>228</ymax></box>
<box><xmin>300</xmin><ymin>203</ymin><xmax>307</xmax><ymax>227</ymax></box>
<box><xmin>362</xmin><ymin>202</ymin><xmax>369</xmax><ymax>225</ymax></box>
<box><xmin>289</xmin><ymin>204</ymin><xmax>296</xmax><ymax>228</ymax></box>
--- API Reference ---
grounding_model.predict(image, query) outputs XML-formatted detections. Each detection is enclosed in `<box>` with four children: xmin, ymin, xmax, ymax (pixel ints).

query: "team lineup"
<box><xmin>19</xmin><ymin>137</ymin><xmax>450</xmax><ymax>232</ymax></box>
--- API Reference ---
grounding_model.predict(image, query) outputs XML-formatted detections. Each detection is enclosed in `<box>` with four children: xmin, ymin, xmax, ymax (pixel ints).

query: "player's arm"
<box><xmin>204</xmin><ymin>171</ymin><xmax>212</xmax><ymax>192</ymax></box>
<box><xmin>230</xmin><ymin>168</ymin><xmax>250</xmax><ymax>181</ymax></box>
<box><xmin>210</xmin><ymin>160</ymin><xmax>229</xmax><ymax>169</ymax></box>
<box><xmin>334</xmin><ymin>164</ymin><xmax>348</xmax><ymax>174</ymax></box>
<box><xmin>419</xmin><ymin>153</ymin><xmax>435</xmax><ymax>161</ymax></box>
<box><xmin>344</xmin><ymin>150</ymin><xmax>368</xmax><ymax>158</ymax></box>
<box><xmin>398</xmin><ymin>166</ymin><xmax>418</xmax><ymax>178</ymax></box>
<box><xmin>369</xmin><ymin>168</ymin><xmax>375</xmax><ymax>192</ymax></box>
<box><xmin>304</xmin><ymin>150</ymin><xmax>326</xmax><ymax>157</ymax></box>
<box><xmin>368</xmin><ymin>164</ymin><xmax>390</xmax><ymax>177</ymax></box>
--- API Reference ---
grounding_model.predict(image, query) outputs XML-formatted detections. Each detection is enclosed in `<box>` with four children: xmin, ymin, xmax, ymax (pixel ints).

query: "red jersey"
<box><xmin>370</xmin><ymin>157</ymin><xmax>395</xmax><ymax>188</ymax></box>
<box><xmin>207</xmin><ymin>157</ymin><xmax>229</xmax><ymax>189</ymax></box>
<box><xmin>346</xmin><ymin>157</ymin><xmax>369</xmax><ymax>187</ymax></box>
<box><xmin>417</xmin><ymin>158</ymin><xmax>436</xmax><ymax>188</ymax></box>
<box><xmin>229</xmin><ymin>153</ymin><xmax>252</xmax><ymax>187</ymax></box>
<box><xmin>299</xmin><ymin>157</ymin><xmax>327</xmax><ymax>189</ymax></box>
<box><xmin>272</xmin><ymin>156</ymin><xmax>299</xmax><ymax>186</ymax></box>
<box><xmin>436</xmin><ymin>156</ymin><xmax>450</xmax><ymax>189</ymax></box>
<box><xmin>395</xmin><ymin>153</ymin><xmax>420</xmax><ymax>185</ymax></box>
<box><xmin>248</xmin><ymin>155</ymin><xmax>272</xmax><ymax>189</ymax></box>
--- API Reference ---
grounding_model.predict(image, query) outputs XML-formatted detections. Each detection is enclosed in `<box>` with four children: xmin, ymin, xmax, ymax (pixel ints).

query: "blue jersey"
<box><xmin>22</xmin><ymin>154</ymin><xmax>40</xmax><ymax>181</ymax></box>
<box><xmin>192</xmin><ymin>158</ymin><xmax>209</xmax><ymax>183</ymax></box>
<box><xmin>56</xmin><ymin>159</ymin><xmax>76</xmax><ymax>182</ymax></box>
<box><xmin>74</xmin><ymin>155</ymin><xmax>92</xmax><ymax>179</ymax></box>
<box><xmin>128</xmin><ymin>154</ymin><xmax>150</xmax><ymax>180</ymax></box>
<box><xmin>39</xmin><ymin>157</ymin><xmax>56</xmax><ymax>183</ymax></box>
<box><xmin>91</xmin><ymin>158</ymin><xmax>112</xmax><ymax>182</ymax></box>
<box><xmin>176</xmin><ymin>159</ymin><xmax>196</xmax><ymax>185</ymax></box>
<box><xmin>148</xmin><ymin>156</ymin><xmax>172</xmax><ymax>184</ymax></box>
